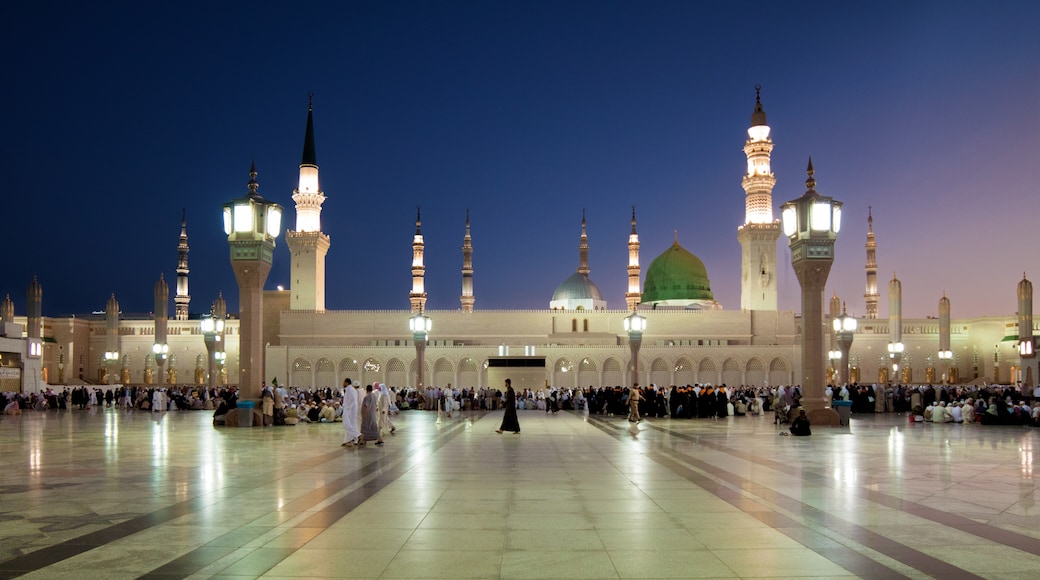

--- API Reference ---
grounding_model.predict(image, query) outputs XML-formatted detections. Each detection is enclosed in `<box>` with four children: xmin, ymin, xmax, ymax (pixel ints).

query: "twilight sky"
<box><xmin>3</xmin><ymin>1</ymin><xmax>1038</xmax><ymax>320</ymax></box>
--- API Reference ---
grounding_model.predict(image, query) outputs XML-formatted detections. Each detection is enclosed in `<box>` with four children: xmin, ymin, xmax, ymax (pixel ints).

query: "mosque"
<box><xmin>2</xmin><ymin>91</ymin><xmax>1036</xmax><ymax>396</ymax></box>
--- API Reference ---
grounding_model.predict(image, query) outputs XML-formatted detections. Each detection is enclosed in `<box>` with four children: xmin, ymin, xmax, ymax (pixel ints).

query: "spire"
<box><xmin>460</xmin><ymin>209</ymin><xmax>475</xmax><ymax>312</ymax></box>
<box><xmin>626</xmin><ymin>205</ymin><xmax>641</xmax><ymax>311</ymax></box>
<box><xmin>750</xmin><ymin>84</ymin><xmax>767</xmax><ymax>127</ymax></box>
<box><xmin>805</xmin><ymin>157</ymin><xmax>816</xmax><ymax>192</ymax></box>
<box><xmin>864</xmin><ymin>206</ymin><xmax>879</xmax><ymax>319</ymax></box>
<box><xmin>175</xmin><ymin>210</ymin><xmax>190</xmax><ymax>320</ymax></box>
<box><xmin>410</xmin><ymin>206</ymin><xmax>427</xmax><ymax>313</ymax></box>
<box><xmin>247</xmin><ymin>161</ymin><xmax>259</xmax><ymax>197</ymax></box>
<box><xmin>301</xmin><ymin>93</ymin><xmax>318</xmax><ymax>167</ymax></box>
<box><xmin>577</xmin><ymin>209</ymin><xmax>590</xmax><ymax>276</ymax></box>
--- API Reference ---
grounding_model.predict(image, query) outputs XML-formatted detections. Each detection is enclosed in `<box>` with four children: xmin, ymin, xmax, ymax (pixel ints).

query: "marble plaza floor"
<box><xmin>1</xmin><ymin>408</ymin><xmax>1039</xmax><ymax>580</ymax></box>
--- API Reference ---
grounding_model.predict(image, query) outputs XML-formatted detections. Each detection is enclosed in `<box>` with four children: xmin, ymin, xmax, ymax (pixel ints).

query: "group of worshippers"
<box><xmin>827</xmin><ymin>382</ymin><xmax>1040</xmax><ymax>426</ymax></box>
<box><xmin>340</xmin><ymin>379</ymin><xmax>397</xmax><ymax>447</ymax></box>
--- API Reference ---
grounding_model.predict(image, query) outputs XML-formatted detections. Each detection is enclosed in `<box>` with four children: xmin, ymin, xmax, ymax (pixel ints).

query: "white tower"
<box><xmin>286</xmin><ymin>96</ymin><xmax>331</xmax><ymax>311</ymax></box>
<box><xmin>625</xmin><ymin>206</ymin><xmax>641</xmax><ymax>311</ymax></box>
<box><xmin>460</xmin><ymin>210</ymin><xmax>474</xmax><ymax>312</ymax></box>
<box><xmin>864</xmin><ymin>207</ymin><xmax>879</xmax><ymax>319</ymax></box>
<box><xmin>410</xmin><ymin>207</ymin><xmax>427</xmax><ymax>313</ymax></box>
<box><xmin>175</xmin><ymin>210</ymin><xmax>190</xmax><ymax>320</ymax></box>
<box><xmin>738</xmin><ymin>86</ymin><xmax>781</xmax><ymax>311</ymax></box>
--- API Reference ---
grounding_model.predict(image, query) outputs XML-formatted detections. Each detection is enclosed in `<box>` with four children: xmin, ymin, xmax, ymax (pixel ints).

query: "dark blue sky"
<box><xmin>4</xmin><ymin>1</ymin><xmax>1038</xmax><ymax>319</ymax></box>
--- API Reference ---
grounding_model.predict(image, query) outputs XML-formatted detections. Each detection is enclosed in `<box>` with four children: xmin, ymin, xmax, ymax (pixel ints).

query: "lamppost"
<box><xmin>201</xmin><ymin>313</ymin><xmax>225</xmax><ymax>389</ymax></box>
<box><xmin>154</xmin><ymin>274</ymin><xmax>169</xmax><ymax>384</ymax></box>
<box><xmin>409</xmin><ymin>310</ymin><xmax>432</xmax><ymax>388</ymax></box>
<box><xmin>624</xmin><ymin>311</ymin><xmax>647</xmax><ymax>387</ymax></box>
<box><xmin>781</xmin><ymin>158</ymin><xmax>842</xmax><ymax>424</ymax></box>
<box><xmin>223</xmin><ymin>163</ymin><xmax>282</xmax><ymax>400</ymax></box>
<box><xmin>827</xmin><ymin>349</ymin><xmax>842</xmax><ymax>385</ymax></box>
<box><xmin>833</xmin><ymin>304</ymin><xmax>856</xmax><ymax>386</ymax></box>
<box><xmin>887</xmin><ymin>341</ymin><xmax>904</xmax><ymax>382</ymax></box>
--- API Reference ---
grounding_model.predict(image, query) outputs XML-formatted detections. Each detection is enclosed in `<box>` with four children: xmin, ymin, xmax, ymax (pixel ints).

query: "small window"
<box><xmin>571</xmin><ymin>318</ymin><xmax>578</xmax><ymax>332</ymax></box>
<box><xmin>583</xmin><ymin>319</ymin><xmax>590</xmax><ymax>332</ymax></box>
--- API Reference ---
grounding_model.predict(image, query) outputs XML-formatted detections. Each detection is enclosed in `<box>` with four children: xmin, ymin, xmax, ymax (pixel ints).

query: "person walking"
<box><xmin>628</xmin><ymin>383</ymin><xmax>642</xmax><ymax>423</ymax></box>
<box><xmin>496</xmin><ymin>378</ymin><xmax>521</xmax><ymax>434</ymax></box>
<box><xmin>359</xmin><ymin>384</ymin><xmax>383</xmax><ymax>446</ymax></box>
<box><xmin>341</xmin><ymin>378</ymin><xmax>360</xmax><ymax>447</ymax></box>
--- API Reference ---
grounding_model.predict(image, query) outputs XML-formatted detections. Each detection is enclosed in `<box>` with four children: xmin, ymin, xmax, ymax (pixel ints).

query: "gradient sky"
<box><xmin>4</xmin><ymin>1</ymin><xmax>1038</xmax><ymax>320</ymax></box>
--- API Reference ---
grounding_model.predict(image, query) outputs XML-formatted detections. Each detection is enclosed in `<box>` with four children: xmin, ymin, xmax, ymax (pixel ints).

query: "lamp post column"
<box><xmin>409</xmin><ymin>311</ymin><xmax>432</xmax><ymax>389</ymax></box>
<box><xmin>782</xmin><ymin>158</ymin><xmax>841</xmax><ymax>426</ymax></box>
<box><xmin>624</xmin><ymin>312</ymin><xmax>646</xmax><ymax>388</ymax></box>
<box><xmin>223</xmin><ymin>164</ymin><xmax>282</xmax><ymax>401</ymax></box>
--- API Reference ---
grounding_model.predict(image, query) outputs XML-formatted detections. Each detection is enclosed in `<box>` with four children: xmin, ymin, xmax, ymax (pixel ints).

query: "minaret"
<box><xmin>1</xmin><ymin>295</ymin><xmax>13</xmax><ymax>326</ymax></box>
<box><xmin>625</xmin><ymin>206</ymin><xmax>641</xmax><ymax>311</ymax></box>
<box><xmin>939</xmin><ymin>291</ymin><xmax>951</xmax><ymax>352</ymax></box>
<box><xmin>26</xmin><ymin>278</ymin><xmax>42</xmax><ymax>343</ymax></box>
<box><xmin>410</xmin><ymin>207</ymin><xmax>427</xmax><ymax>313</ymax></box>
<box><xmin>1018</xmin><ymin>274</ymin><xmax>1035</xmax><ymax>385</ymax></box>
<box><xmin>460</xmin><ymin>210</ymin><xmax>474</xmax><ymax>312</ymax></box>
<box><xmin>154</xmin><ymin>274</ymin><xmax>169</xmax><ymax>379</ymax></box>
<box><xmin>175</xmin><ymin>210</ymin><xmax>190</xmax><ymax>320</ymax></box>
<box><xmin>286</xmin><ymin>95</ymin><xmax>331</xmax><ymax>311</ymax></box>
<box><xmin>889</xmin><ymin>272</ymin><xmax>903</xmax><ymax>377</ymax></box>
<box><xmin>578</xmin><ymin>209</ymin><xmax>590</xmax><ymax>276</ymax></box>
<box><xmin>939</xmin><ymin>291</ymin><xmax>954</xmax><ymax>383</ymax></box>
<box><xmin>738</xmin><ymin>86</ymin><xmax>781</xmax><ymax>311</ymax></box>
<box><xmin>864</xmin><ymin>207</ymin><xmax>879</xmax><ymax>319</ymax></box>
<box><xmin>105</xmin><ymin>293</ymin><xmax>119</xmax><ymax>385</ymax></box>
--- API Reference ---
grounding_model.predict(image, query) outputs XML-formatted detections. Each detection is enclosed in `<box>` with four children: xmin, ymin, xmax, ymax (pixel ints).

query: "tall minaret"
<box><xmin>26</xmin><ymin>278</ymin><xmax>42</xmax><ymax>344</ymax></box>
<box><xmin>175</xmin><ymin>210</ymin><xmax>190</xmax><ymax>320</ymax></box>
<box><xmin>626</xmin><ymin>206</ymin><xmax>641</xmax><ymax>311</ymax></box>
<box><xmin>287</xmin><ymin>95</ymin><xmax>331</xmax><ymax>311</ymax></box>
<box><xmin>1018</xmin><ymin>274</ymin><xmax>1035</xmax><ymax>385</ymax></box>
<box><xmin>105</xmin><ymin>293</ymin><xmax>119</xmax><ymax>385</ymax></box>
<box><xmin>460</xmin><ymin>210</ymin><xmax>474</xmax><ymax>312</ymax></box>
<box><xmin>738</xmin><ymin>86</ymin><xmax>781</xmax><ymax>311</ymax></box>
<box><xmin>410</xmin><ymin>207</ymin><xmax>427</xmax><ymax>313</ymax></box>
<box><xmin>864</xmin><ymin>207</ymin><xmax>879</xmax><ymax>319</ymax></box>
<box><xmin>889</xmin><ymin>272</ymin><xmax>903</xmax><ymax>377</ymax></box>
<box><xmin>578</xmin><ymin>209</ymin><xmax>590</xmax><ymax>276</ymax></box>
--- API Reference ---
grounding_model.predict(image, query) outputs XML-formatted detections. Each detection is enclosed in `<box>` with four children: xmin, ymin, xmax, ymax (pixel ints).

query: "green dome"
<box><xmin>642</xmin><ymin>241</ymin><xmax>714</xmax><ymax>303</ymax></box>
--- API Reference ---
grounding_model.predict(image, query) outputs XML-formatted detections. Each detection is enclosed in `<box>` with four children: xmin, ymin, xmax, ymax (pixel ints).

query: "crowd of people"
<box><xmin>7</xmin><ymin>380</ymin><xmax>1040</xmax><ymax>431</ymax></box>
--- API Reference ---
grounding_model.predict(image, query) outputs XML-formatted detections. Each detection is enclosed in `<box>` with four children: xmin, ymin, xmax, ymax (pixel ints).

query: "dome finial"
<box><xmin>805</xmin><ymin>156</ymin><xmax>816</xmax><ymax>191</ymax></box>
<box><xmin>674</xmin><ymin>229</ymin><xmax>678</xmax><ymax>244</ymax></box>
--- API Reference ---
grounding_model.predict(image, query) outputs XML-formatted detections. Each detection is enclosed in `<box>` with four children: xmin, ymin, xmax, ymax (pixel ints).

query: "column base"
<box><xmin>807</xmin><ymin>407</ymin><xmax>840</xmax><ymax>427</ymax></box>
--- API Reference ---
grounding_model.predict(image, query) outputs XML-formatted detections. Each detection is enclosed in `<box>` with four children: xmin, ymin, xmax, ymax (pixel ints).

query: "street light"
<box><xmin>223</xmin><ymin>163</ymin><xmax>282</xmax><ymax>400</ymax></box>
<box><xmin>201</xmin><ymin>313</ymin><xmax>225</xmax><ymax>389</ymax></box>
<box><xmin>887</xmin><ymin>341</ymin><xmax>904</xmax><ymax>381</ymax></box>
<box><xmin>832</xmin><ymin>303</ymin><xmax>856</xmax><ymax>386</ymax></box>
<box><xmin>624</xmin><ymin>311</ymin><xmax>647</xmax><ymax>387</ymax></box>
<box><xmin>781</xmin><ymin>157</ymin><xmax>842</xmax><ymax>424</ymax></box>
<box><xmin>409</xmin><ymin>310</ymin><xmax>431</xmax><ymax>388</ymax></box>
<box><xmin>828</xmin><ymin>349</ymin><xmax>842</xmax><ymax>383</ymax></box>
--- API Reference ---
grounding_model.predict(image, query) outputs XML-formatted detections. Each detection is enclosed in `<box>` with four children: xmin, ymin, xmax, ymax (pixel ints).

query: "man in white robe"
<box><xmin>341</xmin><ymin>379</ymin><xmax>359</xmax><ymax>446</ymax></box>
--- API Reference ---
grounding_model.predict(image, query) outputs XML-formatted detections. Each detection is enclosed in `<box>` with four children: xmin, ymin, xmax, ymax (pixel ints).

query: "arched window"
<box><xmin>571</xmin><ymin>318</ymin><xmax>578</xmax><ymax>332</ymax></box>
<box><xmin>583</xmin><ymin>318</ymin><xmax>589</xmax><ymax>332</ymax></box>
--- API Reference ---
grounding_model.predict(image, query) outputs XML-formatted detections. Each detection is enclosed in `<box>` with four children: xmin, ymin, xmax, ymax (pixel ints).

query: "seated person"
<box><xmin>319</xmin><ymin>401</ymin><xmax>336</xmax><ymax>422</ymax></box>
<box><xmin>307</xmin><ymin>402</ymin><xmax>323</xmax><ymax>423</ymax></box>
<box><xmin>948</xmin><ymin>402</ymin><xmax>963</xmax><ymax>423</ymax></box>
<box><xmin>789</xmin><ymin>409</ymin><xmax>811</xmax><ymax>436</ymax></box>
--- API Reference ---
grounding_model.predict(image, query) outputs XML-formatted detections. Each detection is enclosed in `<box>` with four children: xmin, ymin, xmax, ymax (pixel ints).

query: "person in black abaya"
<box><xmin>496</xmin><ymin>378</ymin><xmax>521</xmax><ymax>434</ymax></box>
